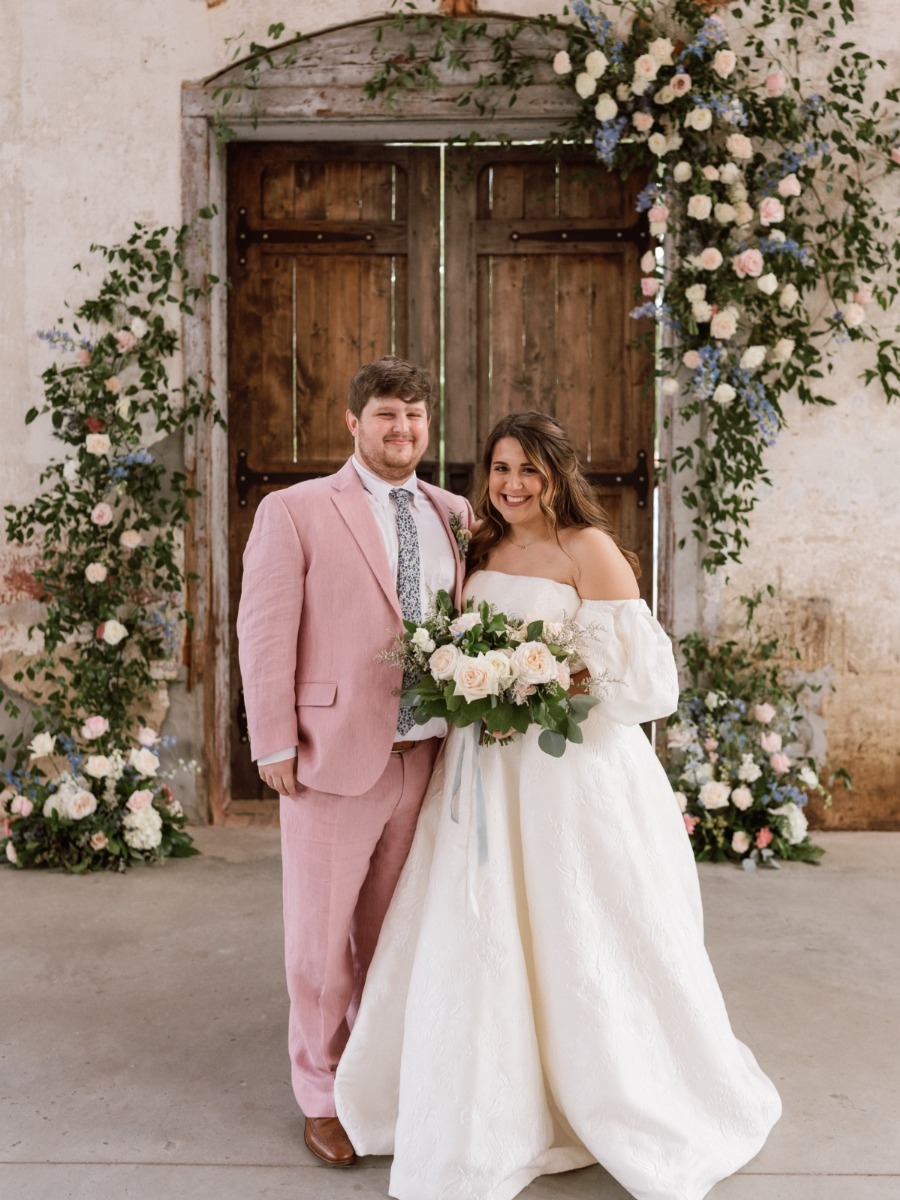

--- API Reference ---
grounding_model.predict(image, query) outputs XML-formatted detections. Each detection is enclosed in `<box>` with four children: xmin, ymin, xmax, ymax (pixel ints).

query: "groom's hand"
<box><xmin>258</xmin><ymin>755</ymin><xmax>300</xmax><ymax>797</ymax></box>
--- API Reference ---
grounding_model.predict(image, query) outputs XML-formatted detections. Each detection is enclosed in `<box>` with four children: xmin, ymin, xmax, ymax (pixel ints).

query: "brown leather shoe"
<box><xmin>304</xmin><ymin>1116</ymin><xmax>357</xmax><ymax>1167</ymax></box>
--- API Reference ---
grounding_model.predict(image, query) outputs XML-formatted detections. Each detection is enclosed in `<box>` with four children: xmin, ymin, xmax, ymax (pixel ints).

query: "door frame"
<box><xmin>180</xmin><ymin>16</ymin><xmax>684</xmax><ymax>822</ymax></box>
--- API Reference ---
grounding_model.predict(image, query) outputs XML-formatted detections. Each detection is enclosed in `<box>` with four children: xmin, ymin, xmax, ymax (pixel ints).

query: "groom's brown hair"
<box><xmin>347</xmin><ymin>356</ymin><xmax>434</xmax><ymax>418</ymax></box>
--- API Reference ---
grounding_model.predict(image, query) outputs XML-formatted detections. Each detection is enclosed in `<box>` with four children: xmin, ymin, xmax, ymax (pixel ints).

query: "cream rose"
<box><xmin>684</xmin><ymin>107</ymin><xmax>713</xmax><ymax>132</ymax></box>
<box><xmin>780</xmin><ymin>283</ymin><xmax>800</xmax><ymax>310</ymax></box>
<box><xmin>449</xmin><ymin>612</ymin><xmax>481</xmax><ymax>636</ymax></box>
<box><xmin>726</xmin><ymin>133</ymin><xmax>753</xmax><ymax>160</ymax></box>
<box><xmin>740</xmin><ymin>345</ymin><xmax>767</xmax><ymax>370</ymax></box>
<box><xmin>733</xmin><ymin>201</ymin><xmax>755</xmax><ymax>226</ymax></box>
<box><xmin>575</xmin><ymin>72</ymin><xmax>597</xmax><ymax>99</ymax></box>
<box><xmin>654</xmin><ymin>85</ymin><xmax>675</xmax><ymax>106</ymax></box>
<box><xmin>760</xmin><ymin>730</ymin><xmax>783</xmax><ymax>753</ymax></box>
<box><xmin>682</xmin><ymin>349</ymin><xmax>702</xmax><ymax>370</ymax></box>
<box><xmin>98</xmin><ymin>619</ymin><xmax>128</xmax><ymax>646</ymax></box>
<box><xmin>771</xmin><ymin>338</ymin><xmax>795</xmax><ymax>363</ymax></box>
<box><xmin>594</xmin><ymin>94</ymin><xmax>618</xmax><ymax>122</ymax></box>
<box><xmin>552</xmin><ymin>50</ymin><xmax>571</xmax><ymax>75</ymax></box>
<box><xmin>647</xmin><ymin>37</ymin><xmax>674</xmax><ymax>66</ymax></box>
<box><xmin>753</xmin><ymin>702</ymin><xmax>777</xmax><ymax>724</ymax></box>
<box><xmin>673</xmin><ymin>161</ymin><xmax>692</xmax><ymax>183</ymax></box>
<box><xmin>86</xmin><ymin>433</ymin><xmax>111</xmax><ymax>456</ymax></box>
<box><xmin>633</xmin><ymin>54</ymin><xmax>659</xmax><ymax>81</ymax></box>
<box><xmin>66</xmin><ymin>789</ymin><xmax>98</xmax><ymax>820</ymax></box>
<box><xmin>778</xmin><ymin>173</ymin><xmax>802</xmax><ymax>198</ymax></box>
<box><xmin>483</xmin><ymin>649</ymin><xmax>517</xmax><ymax>688</ymax></box>
<box><xmin>757</xmin><ymin>272</ymin><xmax>779</xmax><ymax>295</ymax></box>
<box><xmin>90</xmin><ymin>832</ymin><xmax>109</xmax><ymax>851</ymax></box>
<box><xmin>713</xmin><ymin>49</ymin><xmax>737</xmax><ymax>78</ymax></box>
<box><xmin>130</xmin><ymin>315</ymin><xmax>149</xmax><ymax>338</ymax></box>
<box><xmin>84</xmin><ymin>755</ymin><xmax>112</xmax><ymax>780</ymax></box>
<box><xmin>843</xmin><ymin>302</ymin><xmax>866</xmax><ymax>328</ymax></box>
<box><xmin>633</xmin><ymin>112</ymin><xmax>654</xmax><ymax>133</ymax></box>
<box><xmin>719</xmin><ymin>162</ymin><xmax>741</xmax><ymax>185</ymax></box>
<box><xmin>29</xmin><ymin>731</ymin><xmax>56</xmax><ymax>758</ymax></box>
<box><xmin>82</xmin><ymin>715</ymin><xmax>110</xmax><ymax>740</ymax></box>
<box><xmin>713</xmin><ymin>383</ymin><xmax>737</xmax><ymax>405</ymax></box>
<box><xmin>699</xmin><ymin>780</ymin><xmax>731</xmax><ymax>810</ymax></box>
<box><xmin>453</xmin><ymin>654</ymin><xmax>500</xmax><ymax>703</ymax></box>
<box><xmin>137</xmin><ymin>726</ymin><xmax>160</xmax><ymax>747</ymax></box>
<box><xmin>647</xmin><ymin>133</ymin><xmax>668</xmax><ymax>156</ymax></box>
<box><xmin>640</xmin><ymin>250</ymin><xmax>657</xmax><ymax>274</ymax></box>
<box><xmin>765</xmin><ymin>70</ymin><xmax>787</xmax><ymax>98</ymax></box>
<box><xmin>511</xmin><ymin>641</ymin><xmax>558</xmax><ymax>685</ymax></box>
<box><xmin>119</xmin><ymin>529</ymin><xmax>142</xmax><ymax>551</ymax></box>
<box><xmin>585</xmin><ymin>49</ymin><xmax>608</xmax><ymax>79</ymax></box>
<box><xmin>11</xmin><ymin>794</ymin><xmax>34</xmax><ymax>817</ymax></box>
<box><xmin>661</xmin><ymin>377</ymin><xmax>680</xmax><ymax>397</ymax></box>
<box><xmin>687</xmin><ymin>194</ymin><xmax>712</xmax><ymax>220</ymax></box>
<box><xmin>710</xmin><ymin>308</ymin><xmax>739</xmax><ymax>339</ymax></box>
<box><xmin>85</xmin><ymin>562</ymin><xmax>108</xmax><ymax>584</ymax></box>
<box><xmin>429</xmin><ymin>644</ymin><xmax>460</xmax><ymax>680</ymax></box>
<box><xmin>771</xmin><ymin>802</ymin><xmax>808</xmax><ymax>843</ymax></box>
<box><xmin>731</xmin><ymin>786</ymin><xmax>754</xmax><ymax>811</ymax></box>
<box><xmin>129</xmin><ymin>746</ymin><xmax>160</xmax><ymax>777</ymax></box>
<box><xmin>731</xmin><ymin>830</ymin><xmax>751</xmax><ymax>854</ymax></box>
<box><xmin>714</xmin><ymin>202</ymin><xmax>737</xmax><ymax>225</ymax></box>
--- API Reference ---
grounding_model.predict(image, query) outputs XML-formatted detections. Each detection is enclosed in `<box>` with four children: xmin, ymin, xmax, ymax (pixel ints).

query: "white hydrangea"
<box><xmin>123</xmin><ymin>803</ymin><xmax>163</xmax><ymax>851</ymax></box>
<box><xmin>770</xmin><ymin>802</ymin><xmax>809</xmax><ymax>845</ymax></box>
<box><xmin>737</xmin><ymin>754</ymin><xmax>763</xmax><ymax>783</ymax></box>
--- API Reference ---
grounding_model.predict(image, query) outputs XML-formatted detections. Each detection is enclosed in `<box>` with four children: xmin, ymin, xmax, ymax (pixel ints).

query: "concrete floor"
<box><xmin>1</xmin><ymin>829</ymin><xmax>898</xmax><ymax>1200</ymax></box>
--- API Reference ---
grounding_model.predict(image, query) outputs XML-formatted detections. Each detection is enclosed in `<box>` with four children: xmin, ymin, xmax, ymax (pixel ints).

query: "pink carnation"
<box><xmin>755</xmin><ymin>826</ymin><xmax>774</xmax><ymax>848</ymax></box>
<box><xmin>733</xmin><ymin>248</ymin><xmax>764</xmax><ymax>279</ymax></box>
<box><xmin>683</xmin><ymin>814</ymin><xmax>699</xmax><ymax>834</ymax></box>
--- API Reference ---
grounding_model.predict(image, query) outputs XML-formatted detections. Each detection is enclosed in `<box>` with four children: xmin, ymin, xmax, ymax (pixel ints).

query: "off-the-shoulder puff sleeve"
<box><xmin>575</xmin><ymin>599</ymin><xmax>679</xmax><ymax>726</ymax></box>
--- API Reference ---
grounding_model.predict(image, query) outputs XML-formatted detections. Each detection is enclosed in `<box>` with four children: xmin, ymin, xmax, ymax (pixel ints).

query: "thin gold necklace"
<box><xmin>506</xmin><ymin>532</ymin><xmax>552</xmax><ymax>550</ymax></box>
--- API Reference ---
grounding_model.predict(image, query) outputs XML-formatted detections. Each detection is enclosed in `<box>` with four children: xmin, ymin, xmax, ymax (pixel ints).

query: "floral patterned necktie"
<box><xmin>390</xmin><ymin>487</ymin><xmax>421</xmax><ymax>736</ymax></box>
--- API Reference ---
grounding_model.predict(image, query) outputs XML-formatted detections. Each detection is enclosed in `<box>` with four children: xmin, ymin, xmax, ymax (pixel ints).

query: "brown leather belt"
<box><xmin>391</xmin><ymin>739</ymin><xmax>421</xmax><ymax>754</ymax></box>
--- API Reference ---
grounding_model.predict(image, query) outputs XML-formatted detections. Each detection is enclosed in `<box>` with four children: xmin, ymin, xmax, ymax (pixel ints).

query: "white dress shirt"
<box><xmin>256</xmin><ymin>457</ymin><xmax>456</xmax><ymax>764</ymax></box>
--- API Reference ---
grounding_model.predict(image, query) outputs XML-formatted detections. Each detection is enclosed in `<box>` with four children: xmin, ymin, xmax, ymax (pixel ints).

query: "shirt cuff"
<box><xmin>256</xmin><ymin>746</ymin><xmax>297</xmax><ymax>766</ymax></box>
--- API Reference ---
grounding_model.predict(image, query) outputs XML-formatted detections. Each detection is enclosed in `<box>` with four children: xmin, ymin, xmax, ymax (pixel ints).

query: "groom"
<box><xmin>237</xmin><ymin>356</ymin><xmax>472</xmax><ymax>1167</ymax></box>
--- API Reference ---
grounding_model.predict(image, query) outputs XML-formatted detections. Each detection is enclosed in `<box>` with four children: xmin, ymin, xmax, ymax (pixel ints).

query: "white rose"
<box><xmin>733</xmin><ymin>201</ymin><xmax>755</xmax><ymax>226</ymax></box>
<box><xmin>768</xmin><ymin>228</ymin><xmax>786</xmax><ymax>244</ymax></box>
<box><xmin>699</xmin><ymin>780</ymin><xmax>731</xmax><ymax>810</ymax></box>
<box><xmin>713</xmin><ymin>383</ymin><xmax>737</xmax><ymax>404</ymax></box>
<box><xmin>552</xmin><ymin>50</ymin><xmax>571</xmax><ymax>75</ymax></box>
<box><xmin>799</xmin><ymin>766</ymin><xmax>819</xmax><ymax>788</ymax></box>
<box><xmin>647</xmin><ymin>133</ymin><xmax>669</xmax><ymax>156</ymax></box>
<box><xmin>127</xmin><ymin>788</ymin><xmax>154</xmax><ymax>812</ymax></box>
<box><xmin>119</xmin><ymin>529</ymin><xmax>142</xmax><ymax>551</ymax></box>
<box><xmin>660</xmin><ymin>377</ymin><xmax>680</xmax><ymax>396</ymax></box>
<box><xmin>710</xmin><ymin>308</ymin><xmax>739</xmax><ymax>339</ymax></box>
<box><xmin>718</xmin><ymin>164</ymin><xmax>740</xmax><ymax>187</ymax></box>
<box><xmin>86</xmin><ymin>433</ymin><xmax>111</xmax><ymax>456</ymax></box>
<box><xmin>731</xmin><ymin>786</ymin><xmax>754</xmax><ymax>811</ymax></box>
<box><xmin>429</xmin><ymin>643</ymin><xmax>461</xmax><ymax>680</ymax></box>
<box><xmin>29</xmin><ymin>731</ymin><xmax>56</xmax><ymax>758</ymax></box>
<box><xmin>84</xmin><ymin>755</ymin><xmax>112</xmax><ymax>780</ymax></box>
<box><xmin>648</xmin><ymin>37</ymin><xmax>674</xmax><ymax>66</ymax></box>
<box><xmin>449</xmin><ymin>611</ymin><xmax>482</xmax><ymax>636</ymax></box>
<box><xmin>684</xmin><ymin>107</ymin><xmax>713</xmax><ymax>132</ymax></box>
<box><xmin>740</xmin><ymin>345</ymin><xmax>767</xmax><ymax>371</ymax></box>
<box><xmin>731</xmin><ymin>830</ymin><xmax>751</xmax><ymax>854</ymax></box>
<box><xmin>584</xmin><ymin>49</ymin><xmax>608</xmax><ymax>79</ymax></box>
<box><xmin>737</xmin><ymin>755</ymin><xmax>763</xmax><ymax>783</ymax></box>
<box><xmin>673</xmin><ymin>161</ymin><xmax>692</xmax><ymax>183</ymax></box>
<box><xmin>510</xmin><ymin>641</ymin><xmax>558</xmax><ymax>685</ymax></box>
<box><xmin>594</xmin><ymin>94</ymin><xmax>618</xmax><ymax>122</ymax></box>
<box><xmin>483</xmin><ymin>649</ymin><xmax>517</xmax><ymax>687</ymax></box>
<box><xmin>100</xmin><ymin>619</ymin><xmax>128</xmax><ymax>646</ymax></box>
<box><xmin>770</xmin><ymin>802</ymin><xmax>809</xmax><ymax>845</ymax></box>
<box><xmin>757</xmin><ymin>273</ymin><xmax>779</xmax><ymax>296</ymax></box>
<box><xmin>673</xmin><ymin>790</ymin><xmax>688</xmax><ymax>812</ymax></box>
<box><xmin>65</xmin><ymin>789</ymin><xmax>98</xmax><ymax>820</ymax></box>
<box><xmin>843</xmin><ymin>302</ymin><xmax>865</xmax><ymax>328</ymax></box>
<box><xmin>634</xmin><ymin>54</ymin><xmax>660</xmax><ymax>81</ymax></box>
<box><xmin>684</xmin><ymin>283</ymin><xmax>706</xmax><ymax>303</ymax></box>
<box><xmin>730</xmin><ymin>182</ymin><xmax>749</xmax><ymax>202</ymax></box>
<box><xmin>130</xmin><ymin>316</ymin><xmax>148</xmax><ymax>338</ymax></box>
<box><xmin>692</xmin><ymin>300</ymin><xmax>713</xmax><ymax>323</ymax></box>
<box><xmin>85</xmin><ymin>562</ymin><xmax>108</xmax><ymax>584</ymax></box>
<box><xmin>714</xmin><ymin>49</ymin><xmax>737</xmax><ymax>78</ymax></box>
<box><xmin>129</xmin><ymin>746</ymin><xmax>160</xmax><ymax>777</ymax></box>
<box><xmin>62</xmin><ymin>458</ymin><xmax>79</xmax><ymax>483</ymax></box>
<box><xmin>575</xmin><ymin>72</ymin><xmax>597</xmax><ymax>99</ymax></box>
<box><xmin>780</xmin><ymin>283</ymin><xmax>800</xmax><ymax>310</ymax></box>
<box><xmin>411</xmin><ymin>627</ymin><xmax>436</xmax><ymax>654</ymax></box>
<box><xmin>704</xmin><ymin>691</ymin><xmax>720</xmax><ymax>710</ymax></box>
<box><xmin>714</xmin><ymin>202</ymin><xmax>737</xmax><ymax>224</ymax></box>
<box><xmin>771</xmin><ymin>338</ymin><xmax>795</xmax><ymax>363</ymax></box>
<box><xmin>687</xmin><ymin>194</ymin><xmax>712</xmax><ymax>220</ymax></box>
<box><xmin>453</xmin><ymin>654</ymin><xmax>500</xmax><ymax>703</ymax></box>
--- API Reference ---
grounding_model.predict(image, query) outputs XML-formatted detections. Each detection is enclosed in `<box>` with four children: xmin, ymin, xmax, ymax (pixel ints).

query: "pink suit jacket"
<box><xmin>236</xmin><ymin>458</ymin><xmax>473</xmax><ymax>797</ymax></box>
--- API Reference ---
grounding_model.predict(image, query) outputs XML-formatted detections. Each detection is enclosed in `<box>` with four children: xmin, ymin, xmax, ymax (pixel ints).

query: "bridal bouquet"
<box><xmin>382</xmin><ymin>589</ymin><xmax>602</xmax><ymax>757</ymax></box>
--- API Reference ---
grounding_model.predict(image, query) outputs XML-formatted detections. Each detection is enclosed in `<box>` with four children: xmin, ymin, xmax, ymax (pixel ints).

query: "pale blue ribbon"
<box><xmin>448</xmin><ymin>723</ymin><xmax>489</xmax><ymax>913</ymax></box>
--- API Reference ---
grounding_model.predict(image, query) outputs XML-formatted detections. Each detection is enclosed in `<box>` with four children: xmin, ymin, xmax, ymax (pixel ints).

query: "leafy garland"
<box><xmin>214</xmin><ymin>0</ymin><xmax>899</xmax><ymax>571</ymax></box>
<box><xmin>664</xmin><ymin>589</ymin><xmax>850</xmax><ymax>867</ymax></box>
<box><xmin>1</xmin><ymin>221</ymin><xmax>222</xmax><ymax>871</ymax></box>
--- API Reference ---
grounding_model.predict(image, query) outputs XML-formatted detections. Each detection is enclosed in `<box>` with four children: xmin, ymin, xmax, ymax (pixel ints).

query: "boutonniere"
<box><xmin>448</xmin><ymin>511</ymin><xmax>472</xmax><ymax>560</ymax></box>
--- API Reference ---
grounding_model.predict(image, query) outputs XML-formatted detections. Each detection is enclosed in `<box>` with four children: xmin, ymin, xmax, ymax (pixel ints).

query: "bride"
<box><xmin>335</xmin><ymin>411</ymin><xmax>781</xmax><ymax>1200</ymax></box>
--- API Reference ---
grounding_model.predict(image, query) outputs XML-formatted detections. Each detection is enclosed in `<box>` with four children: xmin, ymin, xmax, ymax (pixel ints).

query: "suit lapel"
<box><xmin>331</xmin><ymin>462</ymin><xmax>402</xmax><ymax>619</ymax></box>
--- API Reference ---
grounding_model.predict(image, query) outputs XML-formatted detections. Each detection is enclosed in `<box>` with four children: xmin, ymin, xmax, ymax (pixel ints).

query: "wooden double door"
<box><xmin>227</xmin><ymin>142</ymin><xmax>653</xmax><ymax>801</ymax></box>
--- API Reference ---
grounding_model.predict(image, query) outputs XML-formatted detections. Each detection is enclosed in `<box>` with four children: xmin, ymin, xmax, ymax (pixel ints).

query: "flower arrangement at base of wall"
<box><xmin>1</xmin><ymin>220</ymin><xmax>221</xmax><ymax>872</ymax></box>
<box><xmin>664</xmin><ymin>591</ymin><xmax>849</xmax><ymax>868</ymax></box>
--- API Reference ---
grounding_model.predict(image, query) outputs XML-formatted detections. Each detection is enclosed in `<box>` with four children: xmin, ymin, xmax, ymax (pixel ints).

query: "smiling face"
<box><xmin>346</xmin><ymin>395</ymin><xmax>431</xmax><ymax>482</ymax></box>
<box><xmin>487</xmin><ymin>437</ymin><xmax>550</xmax><ymax>533</ymax></box>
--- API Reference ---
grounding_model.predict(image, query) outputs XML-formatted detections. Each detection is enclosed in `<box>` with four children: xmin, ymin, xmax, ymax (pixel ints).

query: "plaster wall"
<box><xmin>0</xmin><ymin>0</ymin><xmax>897</xmax><ymax>824</ymax></box>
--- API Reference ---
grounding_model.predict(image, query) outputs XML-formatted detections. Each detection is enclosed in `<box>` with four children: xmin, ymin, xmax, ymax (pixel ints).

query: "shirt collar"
<box><xmin>351</xmin><ymin>455</ymin><xmax>421</xmax><ymax>506</ymax></box>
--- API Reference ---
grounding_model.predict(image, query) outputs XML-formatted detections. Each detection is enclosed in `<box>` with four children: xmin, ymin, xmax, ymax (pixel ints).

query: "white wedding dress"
<box><xmin>335</xmin><ymin>571</ymin><xmax>781</xmax><ymax>1200</ymax></box>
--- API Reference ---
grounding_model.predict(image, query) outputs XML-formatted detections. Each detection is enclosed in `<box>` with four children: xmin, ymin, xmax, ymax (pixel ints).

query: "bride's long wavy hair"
<box><xmin>466</xmin><ymin>410</ymin><xmax>641</xmax><ymax>579</ymax></box>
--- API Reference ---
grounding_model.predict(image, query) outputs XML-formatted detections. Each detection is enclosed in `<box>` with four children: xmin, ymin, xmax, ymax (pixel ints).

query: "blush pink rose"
<box><xmin>777</xmin><ymin>174</ymin><xmax>801</xmax><ymax>198</ymax></box>
<box><xmin>137</xmin><ymin>726</ymin><xmax>160</xmax><ymax>747</ymax></box>
<box><xmin>702</xmin><ymin>165</ymin><xmax>720</xmax><ymax>181</ymax></box>
<box><xmin>115</xmin><ymin>330</ymin><xmax>137</xmax><ymax>352</ymax></box>
<box><xmin>753</xmin><ymin>702</ymin><xmax>777</xmax><ymax>724</ymax></box>
<box><xmin>713</xmin><ymin>49</ymin><xmax>737</xmax><ymax>78</ymax></box>
<box><xmin>647</xmin><ymin>204</ymin><xmax>669</xmax><ymax>224</ymax></box>
<box><xmin>755</xmin><ymin>826</ymin><xmax>774</xmax><ymax>848</ymax></box>
<box><xmin>90</xmin><ymin>832</ymin><xmax>109</xmax><ymax>851</ymax></box>
<box><xmin>699</xmin><ymin>247</ymin><xmax>724</xmax><ymax>270</ymax></box>
<box><xmin>670</xmin><ymin>72</ymin><xmax>691</xmax><ymax>96</ymax></box>
<box><xmin>127</xmin><ymin>789</ymin><xmax>154</xmax><ymax>812</ymax></box>
<box><xmin>759</xmin><ymin>197</ymin><xmax>785</xmax><ymax>226</ymax></box>
<box><xmin>104</xmin><ymin>376</ymin><xmax>122</xmax><ymax>395</ymax></box>
<box><xmin>11</xmin><ymin>795</ymin><xmax>34</xmax><ymax>817</ymax></box>
<box><xmin>632</xmin><ymin>112</ymin><xmax>654</xmax><ymax>133</ymax></box>
<box><xmin>770</xmin><ymin>752</ymin><xmax>792</xmax><ymax>775</ymax></box>
<box><xmin>85</xmin><ymin>562</ymin><xmax>108</xmax><ymax>584</ymax></box>
<box><xmin>640</xmin><ymin>277</ymin><xmax>660</xmax><ymax>297</ymax></box>
<box><xmin>682</xmin><ymin>349</ymin><xmax>702</xmax><ymax>370</ymax></box>
<box><xmin>75</xmin><ymin>349</ymin><xmax>92</xmax><ymax>367</ymax></box>
<box><xmin>765</xmin><ymin>71</ymin><xmax>787</xmax><ymax>98</ymax></box>
<box><xmin>854</xmin><ymin>285</ymin><xmax>873</xmax><ymax>305</ymax></box>
<box><xmin>119</xmin><ymin>529</ymin><xmax>142</xmax><ymax>550</ymax></box>
<box><xmin>81</xmin><ymin>715</ymin><xmax>110</xmax><ymax>740</ymax></box>
<box><xmin>726</xmin><ymin>133</ymin><xmax>753</xmax><ymax>160</ymax></box>
<box><xmin>91</xmin><ymin>503</ymin><xmax>114</xmax><ymax>527</ymax></box>
<box><xmin>733</xmin><ymin>248</ymin><xmax>765</xmax><ymax>278</ymax></box>
<box><xmin>760</xmin><ymin>730</ymin><xmax>783</xmax><ymax>753</ymax></box>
